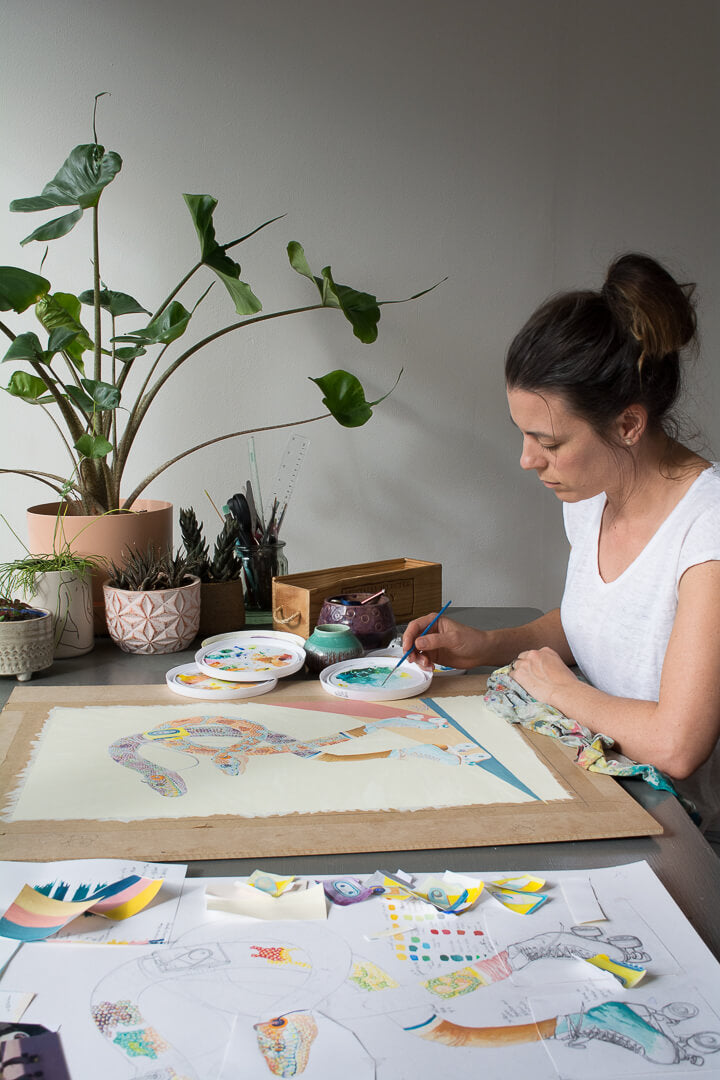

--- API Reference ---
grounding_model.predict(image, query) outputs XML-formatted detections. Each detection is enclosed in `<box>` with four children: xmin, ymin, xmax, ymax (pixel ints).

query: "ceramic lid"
<box><xmin>320</xmin><ymin>655</ymin><xmax>432</xmax><ymax>701</ymax></box>
<box><xmin>166</xmin><ymin>663</ymin><xmax>277</xmax><ymax>699</ymax></box>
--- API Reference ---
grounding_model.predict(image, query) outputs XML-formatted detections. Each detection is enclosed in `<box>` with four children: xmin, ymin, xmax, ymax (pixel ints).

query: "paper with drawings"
<box><xmin>2</xmin><ymin>862</ymin><xmax>720</xmax><ymax>1079</ymax></box>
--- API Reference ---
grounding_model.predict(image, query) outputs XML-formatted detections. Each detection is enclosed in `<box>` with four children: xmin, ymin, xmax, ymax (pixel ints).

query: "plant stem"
<box><xmin>39</xmin><ymin>404</ymin><xmax>78</xmax><ymax>465</ymax></box>
<box><xmin>121</xmin><ymin>411</ymin><xmax>330</xmax><ymax>509</ymax></box>
<box><xmin>149</xmin><ymin>262</ymin><xmax>201</xmax><ymax>324</ymax></box>
<box><xmin>93</xmin><ymin>204</ymin><xmax>102</xmax><ymax>382</ymax></box>
<box><xmin>0</xmin><ymin>469</ymin><xmax>77</xmax><ymax>498</ymax></box>
<box><xmin>0</xmin><ymin>319</ymin><xmax>16</xmax><ymax>342</ymax></box>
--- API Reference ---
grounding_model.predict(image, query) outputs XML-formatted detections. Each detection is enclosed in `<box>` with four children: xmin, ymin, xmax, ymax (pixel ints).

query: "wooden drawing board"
<box><xmin>0</xmin><ymin>678</ymin><xmax>662</xmax><ymax>861</ymax></box>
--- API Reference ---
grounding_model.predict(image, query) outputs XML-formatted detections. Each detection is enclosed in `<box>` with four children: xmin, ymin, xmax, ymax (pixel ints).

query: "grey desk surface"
<box><xmin>3</xmin><ymin>606</ymin><xmax>720</xmax><ymax>959</ymax></box>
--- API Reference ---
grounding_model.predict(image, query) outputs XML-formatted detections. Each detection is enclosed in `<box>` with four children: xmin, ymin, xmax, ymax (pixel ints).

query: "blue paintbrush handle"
<box><xmin>382</xmin><ymin>600</ymin><xmax>453</xmax><ymax>684</ymax></box>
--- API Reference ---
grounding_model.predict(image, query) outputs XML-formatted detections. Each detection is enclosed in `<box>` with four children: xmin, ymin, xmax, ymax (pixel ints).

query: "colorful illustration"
<box><xmin>254</xmin><ymin>1011</ymin><xmax>318</xmax><ymax>1077</ymax></box>
<box><xmin>82</xmin><ymin>897</ymin><xmax>720</xmax><ymax>1080</ymax></box>
<box><xmin>107</xmin><ymin>710</ymin><xmax>518</xmax><ymax>799</ymax></box>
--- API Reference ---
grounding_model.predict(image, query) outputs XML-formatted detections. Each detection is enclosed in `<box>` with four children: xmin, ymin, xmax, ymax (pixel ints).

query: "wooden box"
<box><xmin>272</xmin><ymin>558</ymin><xmax>442</xmax><ymax>639</ymax></box>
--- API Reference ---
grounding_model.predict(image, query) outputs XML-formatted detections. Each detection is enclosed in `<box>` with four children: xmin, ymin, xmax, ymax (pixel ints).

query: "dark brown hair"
<box><xmin>505</xmin><ymin>253</ymin><xmax>697</xmax><ymax>438</ymax></box>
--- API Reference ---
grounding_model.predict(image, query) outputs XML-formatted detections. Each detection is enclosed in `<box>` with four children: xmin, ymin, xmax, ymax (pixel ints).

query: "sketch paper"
<box><xmin>3</xmin><ymin>697</ymin><xmax>569</xmax><ymax>823</ymax></box>
<box><xmin>205</xmin><ymin>882</ymin><xmax>328</xmax><ymax>921</ymax></box>
<box><xmin>0</xmin><ymin>860</ymin><xmax>187</xmax><ymax>945</ymax></box>
<box><xmin>3</xmin><ymin>863</ymin><xmax>720</xmax><ymax>1080</ymax></box>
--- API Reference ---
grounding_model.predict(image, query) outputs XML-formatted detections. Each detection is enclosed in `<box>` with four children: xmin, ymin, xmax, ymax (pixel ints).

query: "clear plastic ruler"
<box><xmin>267</xmin><ymin>433</ymin><xmax>310</xmax><ymax>524</ymax></box>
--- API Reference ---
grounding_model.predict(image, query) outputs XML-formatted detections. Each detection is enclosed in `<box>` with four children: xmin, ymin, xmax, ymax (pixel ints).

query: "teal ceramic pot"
<box><xmin>304</xmin><ymin>624</ymin><xmax>364</xmax><ymax>675</ymax></box>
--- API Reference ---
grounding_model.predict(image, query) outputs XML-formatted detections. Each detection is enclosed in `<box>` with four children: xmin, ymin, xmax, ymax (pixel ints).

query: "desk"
<box><xmin>2</xmin><ymin>606</ymin><xmax>720</xmax><ymax>959</ymax></box>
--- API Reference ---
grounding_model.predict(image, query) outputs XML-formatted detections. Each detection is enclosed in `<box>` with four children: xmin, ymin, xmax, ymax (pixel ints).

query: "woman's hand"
<box><xmin>401</xmin><ymin>614</ymin><xmax>487</xmax><ymax>671</ymax></box>
<box><xmin>510</xmin><ymin>647</ymin><xmax>578</xmax><ymax>705</ymax></box>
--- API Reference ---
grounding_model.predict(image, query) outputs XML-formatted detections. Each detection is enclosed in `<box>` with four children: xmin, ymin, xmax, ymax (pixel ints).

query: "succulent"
<box><xmin>179</xmin><ymin>507</ymin><xmax>210</xmax><ymax>580</ymax></box>
<box><xmin>179</xmin><ymin>508</ymin><xmax>243</xmax><ymax>583</ymax></box>
<box><xmin>107</xmin><ymin>546</ymin><xmax>194</xmax><ymax>591</ymax></box>
<box><xmin>0</xmin><ymin>596</ymin><xmax>45</xmax><ymax>621</ymax></box>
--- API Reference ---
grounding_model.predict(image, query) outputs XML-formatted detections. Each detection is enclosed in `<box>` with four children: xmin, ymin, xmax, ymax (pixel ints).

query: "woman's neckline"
<box><xmin>595</xmin><ymin>461</ymin><xmax>714</xmax><ymax>585</ymax></box>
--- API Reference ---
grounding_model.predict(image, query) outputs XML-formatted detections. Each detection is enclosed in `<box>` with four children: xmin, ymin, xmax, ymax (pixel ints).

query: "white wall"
<box><xmin>1</xmin><ymin>0</ymin><xmax>718</xmax><ymax>612</ymax></box>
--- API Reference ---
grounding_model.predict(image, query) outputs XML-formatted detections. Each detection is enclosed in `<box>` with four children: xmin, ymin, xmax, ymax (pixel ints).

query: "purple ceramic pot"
<box><xmin>317</xmin><ymin>593</ymin><xmax>396</xmax><ymax>650</ymax></box>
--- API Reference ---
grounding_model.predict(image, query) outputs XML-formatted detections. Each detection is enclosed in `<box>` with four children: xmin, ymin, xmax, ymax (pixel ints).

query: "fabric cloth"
<box><xmin>484</xmin><ymin>665</ymin><xmax>687</xmax><ymax>807</ymax></box>
<box><xmin>560</xmin><ymin>463</ymin><xmax>720</xmax><ymax>830</ymax></box>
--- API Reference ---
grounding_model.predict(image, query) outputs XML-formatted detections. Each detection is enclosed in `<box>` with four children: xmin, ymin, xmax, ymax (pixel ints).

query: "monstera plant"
<box><xmin>0</xmin><ymin>96</ymin><xmax>438</xmax><ymax>515</ymax></box>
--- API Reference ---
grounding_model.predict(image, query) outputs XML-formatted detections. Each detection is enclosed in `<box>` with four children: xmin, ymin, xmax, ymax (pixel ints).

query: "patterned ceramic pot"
<box><xmin>103</xmin><ymin>576</ymin><xmax>201</xmax><ymax>654</ymax></box>
<box><xmin>0</xmin><ymin>608</ymin><xmax>54</xmax><ymax>681</ymax></box>
<box><xmin>304</xmin><ymin>623</ymin><xmax>364</xmax><ymax>675</ymax></box>
<box><xmin>317</xmin><ymin>593</ymin><xmax>396</xmax><ymax>650</ymax></box>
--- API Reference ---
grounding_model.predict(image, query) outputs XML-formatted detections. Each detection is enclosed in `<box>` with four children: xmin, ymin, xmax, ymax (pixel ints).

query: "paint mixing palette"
<box><xmin>320</xmin><ymin>655</ymin><xmax>432</xmax><ymax>701</ymax></box>
<box><xmin>195</xmin><ymin>631</ymin><xmax>306</xmax><ymax>681</ymax></box>
<box><xmin>165</xmin><ymin>663</ymin><xmax>277</xmax><ymax>700</ymax></box>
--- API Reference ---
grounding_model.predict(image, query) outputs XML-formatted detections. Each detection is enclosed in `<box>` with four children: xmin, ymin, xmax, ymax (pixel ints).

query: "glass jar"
<box><xmin>238</xmin><ymin>541</ymin><xmax>287</xmax><ymax>626</ymax></box>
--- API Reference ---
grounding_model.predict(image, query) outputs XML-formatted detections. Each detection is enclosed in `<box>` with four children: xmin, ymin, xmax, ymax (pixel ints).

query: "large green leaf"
<box><xmin>65</xmin><ymin>384</ymin><xmax>95</xmax><ymax>413</ymax></box>
<box><xmin>75</xmin><ymin>432</ymin><xmax>113</xmax><ymax>459</ymax></box>
<box><xmin>2</xmin><ymin>332</ymin><xmax>45</xmax><ymax>365</ymax></box>
<box><xmin>320</xmin><ymin>268</ymin><xmax>380</xmax><ymax>343</ymax></box>
<box><xmin>3</xmin><ymin>371</ymin><xmax>52</xmax><ymax>403</ymax></box>
<box><xmin>309</xmin><ymin>368</ymin><xmax>402</xmax><ymax>427</ymax></box>
<box><xmin>287</xmin><ymin>243</ymin><xmax>380</xmax><ymax>342</ymax></box>
<box><xmin>114</xmin><ymin>345</ymin><xmax>146</xmax><ymax>363</ymax></box>
<box><xmin>35</xmin><ymin>292</ymin><xmax>93</xmax><ymax>364</ymax></box>
<box><xmin>0</xmin><ymin>266</ymin><xmax>51</xmax><ymax>312</ymax></box>
<box><xmin>47</xmin><ymin>326</ymin><xmax>79</xmax><ymax>355</ymax></box>
<box><xmin>184</xmin><ymin>194</ymin><xmax>262</xmax><ymax>316</ymax></box>
<box><xmin>78</xmin><ymin>287</ymin><xmax>149</xmax><ymax>317</ymax></box>
<box><xmin>81</xmin><ymin>377</ymin><xmax>120</xmax><ymax>410</ymax></box>
<box><xmin>19</xmin><ymin>208</ymin><xmax>83</xmax><ymax>247</ymax></box>
<box><xmin>10</xmin><ymin>144</ymin><xmax>122</xmax><ymax>213</ymax></box>
<box><xmin>114</xmin><ymin>301</ymin><xmax>192</xmax><ymax>345</ymax></box>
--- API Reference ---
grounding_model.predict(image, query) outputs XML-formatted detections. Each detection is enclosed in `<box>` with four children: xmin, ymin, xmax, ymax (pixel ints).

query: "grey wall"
<box><xmin>1</xmin><ymin>0</ymin><xmax>718</xmax><ymax>612</ymax></box>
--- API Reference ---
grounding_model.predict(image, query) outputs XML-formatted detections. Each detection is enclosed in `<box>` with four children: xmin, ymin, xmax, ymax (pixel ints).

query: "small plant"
<box><xmin>179</xmin><ymin>507</ymin><xmax>242</xmax><ymax>583</ymax></box>
<box><xmin>0</xmin><ymin>596</ymin><xmax>45</xmax><ymax>621</ymax></box>
<box><xmin>0</xmin><ymin>509</ymin><xmax>104</xmax><ymax>599</ymax></box>
<box><xmin>106</xmin><ymin>545</ymin><xmax>194</xmax><ymax>591</ymax></box>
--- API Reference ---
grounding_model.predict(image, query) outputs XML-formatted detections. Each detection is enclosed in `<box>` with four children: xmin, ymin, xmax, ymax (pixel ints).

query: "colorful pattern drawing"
<box><xmin>349</xmin><ymin>959</ymin><xmax>399</xmax><ymax>992</ymax></box>
<box><xmin>107</xmin><ymin>709</ymin><xmax>515</xmax><ymax>798</ymax></box>
<box><xmin>250</xmin><ymin>945</ymin><xmax>310</xmax><ymax>969</ymax></box>
<box><xmin>254</xmin><ymin>1011</ymin><xmax>318</xmax><ymax>1077</ymax></box>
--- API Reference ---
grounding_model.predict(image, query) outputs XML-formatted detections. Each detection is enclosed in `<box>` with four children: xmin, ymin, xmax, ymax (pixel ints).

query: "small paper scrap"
<box><xmin>322</xmin><ymin>876</ymin><xmax>385</xmax><ymax>906</ymax></box>
<box><xmin>485</xmin><ymin>875</ymin><xmax>548</xmax><ymax>915</ymax></box>
<box><xmin>206</xmin><ymin>882</ymin><xmax>327</xmax><ymax>921</ymax></box>
<box><xmin>561</xmin><ymin>876</ymin><xmax>606</xmax><ymax>923</ymax></box>
<box><xmin>0</xmin><ymin>990</ymin><xmax>35</xmax><ymax>1023</ymax></box>
<box><xmin>582</xmin><ymin>952</ymin><xmax>646</xmax><ymax>988</ymax></box>
<box><xmin>379</xmin><ymin>871</ymin><xmax>484</xmax><ymax>914</ymax></box>
<box><xmin>0</xmin><ymin>875</ymin><xmax>163</xmax><ymax>942</ymax></box>
<box><xmin>247</xmin><ymin>871</ymin><xmax>296</xmax><ymax>897</ymax></box>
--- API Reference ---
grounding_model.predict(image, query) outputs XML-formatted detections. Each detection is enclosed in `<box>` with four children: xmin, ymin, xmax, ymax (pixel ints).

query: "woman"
<box><xmin>403</xmin><ymin>253</ymin><xmax>720</xmax><ymax>833</ymax></box>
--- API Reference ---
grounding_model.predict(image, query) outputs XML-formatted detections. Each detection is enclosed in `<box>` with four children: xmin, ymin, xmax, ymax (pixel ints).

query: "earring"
<box><xmin>625</xmin><ymin>438</ymin><xmax>633</xmax><ymax>445</ymax></box>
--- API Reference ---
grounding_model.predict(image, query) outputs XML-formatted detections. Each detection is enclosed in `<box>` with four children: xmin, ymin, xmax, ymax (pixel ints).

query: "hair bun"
<box><xmin>602</xmin><ymin>253</ymin><xmax>696</xmax><ymax>367</ymax></box>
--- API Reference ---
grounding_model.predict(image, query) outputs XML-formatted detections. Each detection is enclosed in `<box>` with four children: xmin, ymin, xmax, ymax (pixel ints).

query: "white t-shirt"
<box><xmin>561</xmin><ymin>463</ymin><xmax>720</xmax><ymax>831</ymax></box>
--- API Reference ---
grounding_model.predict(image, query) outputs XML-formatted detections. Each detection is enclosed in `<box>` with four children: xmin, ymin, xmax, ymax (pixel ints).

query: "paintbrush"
<box><xmin>379</xmin><ymin>600</ymin><xmax>452</xmax><ymax>686</ymax></box>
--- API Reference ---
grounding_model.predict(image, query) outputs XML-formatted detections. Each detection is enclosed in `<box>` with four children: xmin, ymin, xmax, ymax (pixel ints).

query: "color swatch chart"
<box><xmin>384</xmin><ymin>897</ymin><xmax>494</xmax><ymax>973</ymax></box>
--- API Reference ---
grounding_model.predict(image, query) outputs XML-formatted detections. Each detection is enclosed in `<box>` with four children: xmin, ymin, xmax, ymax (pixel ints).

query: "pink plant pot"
<box><xmin>103</xmin><ymin>576</ymin><xmax>201</xmax><ymax>654</ymax></box>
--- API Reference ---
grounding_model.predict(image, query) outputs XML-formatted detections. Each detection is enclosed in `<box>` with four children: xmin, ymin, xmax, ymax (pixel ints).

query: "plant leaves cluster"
<box><xmin>0</xmin><ymin>105</ymin><xmax>440</xmax><ymax>514</ymax></box>
<box><xmin>106</xmin><ymin>545</ymin><xmax>194</xmax><ymax>591</ymax></box>
<box><xmin>179</xmin><ymin>507</ymin><xmax>243</xmax><ymax>582</ymax></box>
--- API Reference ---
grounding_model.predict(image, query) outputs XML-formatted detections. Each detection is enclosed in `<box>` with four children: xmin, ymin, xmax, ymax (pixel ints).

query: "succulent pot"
<box><xmin>199</xmin><ymin>580</ymin><xmax>246</xmax><ymax>638</ymax></box>
<box><xmin>317</xmin><ymin>592</ymin><xmax>396</xmax><ymax>650</ymax></box>
<box><xmin>103</xmin><ymin>575</ymin><xmax>201</xmax><ymax>655</ymax></box>
<box><xmin>27</xmin><ymin>499</ymin><xmax>173</xmax><ymax>636</ymax></box>
<box><xmin>0</xmin><ymin>608</ymin><xmax>54</xmax><ymax>681</ymax></box>
<box><xmin>304</xmin><ymin>623</ymin><xmax>364</xmax><ymax>675</ymax></box>
<box><xmin>26</xmin><ymin>570</ymin><xmax>94</xmax><ymax>658</ymax></box>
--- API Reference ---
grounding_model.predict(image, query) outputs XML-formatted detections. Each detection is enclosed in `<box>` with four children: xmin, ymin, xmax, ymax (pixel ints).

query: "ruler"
<box><xmin>267</xmin><ymin>433</ymin><xmax>310</xmax><ymax>525</ymax></box>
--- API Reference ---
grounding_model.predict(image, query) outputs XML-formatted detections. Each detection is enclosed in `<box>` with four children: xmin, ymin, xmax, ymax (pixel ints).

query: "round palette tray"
<box><xmin>166</xmin><ymin>663</ymin><xmax>277</xmax><ymax>700</ymax></box>
<box><xmin>320</xmin><ymin>655</ymin><xmax>432</xmax><ymax>701</ymax></box>
<box><xmin>201</xmin><ymin>629</ymin><xmax>306</xmax><ymax>649</ymax></box>
<box><xmin>195</xmin><ymin>631</ymin><xmax>306</xmax><ymax>682</ymax></box>
<box><xmin>368</xmin><ymin>646</ymin><xmax>467</xmax><ymax>677</ymax></box>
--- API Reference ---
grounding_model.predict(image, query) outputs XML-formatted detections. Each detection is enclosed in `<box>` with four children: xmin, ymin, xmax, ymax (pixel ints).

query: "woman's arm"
<box><xmin>511</xmin><ymin>561</ymin><xmax>720</xmax><ymax>779</ymax></box>
<box><xmin>401</xmin><ymin>607</ymin><xmax>574</xmax><ymax>671</ymax></box>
